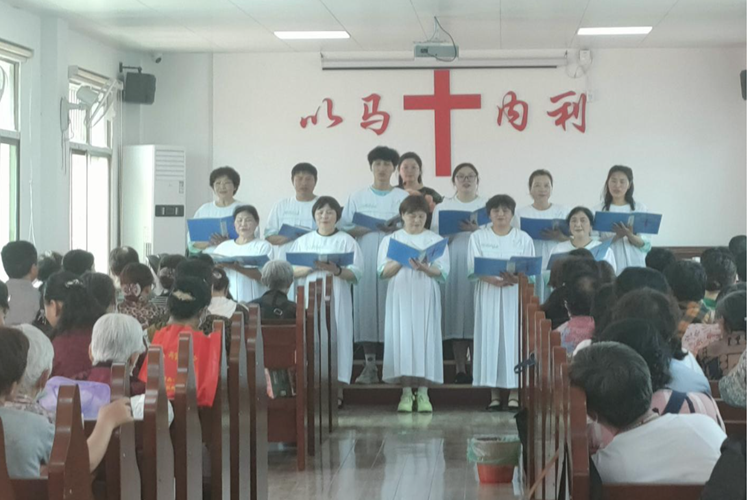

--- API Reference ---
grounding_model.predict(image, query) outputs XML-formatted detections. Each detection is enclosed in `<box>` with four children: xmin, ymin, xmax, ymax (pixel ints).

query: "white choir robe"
<box><xmin>264</xmin><ymin>195</ymin><xmax>319</xmax><ymax>299</ymax></box>
<box><xmin>513</xmin><ymin>204</ymin><xmax>570</xmax><ymax>270</ymax></box>
<box><xmin>549</xmin><ymin>238</ymin><xmax>618</xmax><ymax>274</ymax></box>
<box><xmin>591</xmin><ymin>201</ymin><xmax>651</xmax><ymax>275</ymax></box>
<box><xmin>213</xmin><ymin>239</ymin><xmax>273</xmax><ymax>303</ymax></box>
<box><xmin>430</xmin><ymin>195</ymin><xmax>487</xmax><ymax>340</ymax></box>
<box><xmin>378</xmin><ymin>229</ymin><xmax>450</xmax><ymax>385</ymax></box>
<box><xmin>340</xmin><ymin>187</ymin><xmax>409</xmax><ymax>343</ymax></box>
<box><xmin>288</xmin><ymin>230</ymin><xmax>363</xmax><ymax>384</ymax></box>
<box><xmin>190</xmin><ymin>200</ymin><xmax>258</xmax><ymax>254</ymax></box>
<box><xmin>469</xmin><ymin>227</ymin><xmax>535</xmax><ymax>389</ymax></box>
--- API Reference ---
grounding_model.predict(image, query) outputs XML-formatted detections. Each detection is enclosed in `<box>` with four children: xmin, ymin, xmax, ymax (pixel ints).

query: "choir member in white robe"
<box><xmin>190</xmin><ymin>166</ymin><xmax>253</xmax><ymax>255</ymax></box>
<box><xmin>430</xmin><ymin>163</ymin><xmax>485</xmax><ymax>384</ymax></box>
<box><xmin>340</xmin><ymin>146</ymin><xmax>408</xmax><ymax>384</ymax></box>
<box><xmin>214</xmin><ymin>205</ymin><xmax>273</xmax><ymax>303</ymax></box>
<box><xmin>591</xmin><ymin>166</ymin><xmax>650</xmax><ymax>275</ymax></box>
<box><xmin>378</xmin><ymin>195</ymin><xmax>449</xmax><ymax>413</ymax></box>
<box><xmin>289</xmin><ymin>196</ymin><xmax>363</xmax><ymax>389</ymax></box>
<box><xmin>264</xmin><ymin>163</ymin><xmax>319</xmax><ymax>297</ymax></box>
<box><xmin>549</xmin><ymin>206</ymin><xmax>618</xmax><ymax>274</ymax></box>
<box><xmin>469</xmin><ymin>195</ymin><xmax>535</xmax><ymax>410</ymax></box>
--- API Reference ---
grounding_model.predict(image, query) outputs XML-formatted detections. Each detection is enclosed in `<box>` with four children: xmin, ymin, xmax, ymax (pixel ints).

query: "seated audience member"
<box><xmin>201</xmin><ymin>267</ymin><xmax>249</xmax><ymax>352</ymax></box>
<box><xmin>45</xmin><ymin>271</ymin><xmax>105</xmax><ymax>378</ymax></box>
<box><xmin>728</xmin><ymin>235</ymin><xmax>747</xmax><ymax>260</ymax></box>
<box><xmin>250</xmin><ymin>260</ymin><xmax>297</xmax><ymax>321</ymax></box>
<box><xmin>610</xmin><ymin>288</ymin><xmax>710</xmax><ymax>394</ymax></box>
<box><xmin>697</xmin><ymin>290</ymin><xmax>746</xmax><ymax>380</ymax></box>
<box><xmin>117</xmin><ymin>263</ymin><xmax>168</xmax><ymax>329</ymax></box>
<box><xmin>568</xmin><ymin>248</ymin><xmax>595</xmax><ymax>260</ymax></box>
<box><xmin>543</xmin><ymin>257</ymin><xmax>599</xmax><ymax>329</ymax></box>
<box><xmin>151</xmin><ymin>254</ymin><xmax>186</xmax><ymax>309</ymax></box>
<box><xmin>682</xmin><ymin>283</ymin><xmax>746</xmax><ymax>355</ymax></box>
<box><xmin>701</xmin><ymin>247</ymin><xmax>737</xmax><ymax>310</ymax></box>
<box><xmin>570</xmin><ymin>341</ymin><xmax>725</xmax><ymax>484</ymax></box>
<box><xmin>36</xmin><ymin>251</ymin><xmax>62</xmax><ymax>285</ymax></box>
<box><xmin>557</xmin><ymin>274</ymin><xmax>597</xmax><ymax>353</ymax></box>
<box><xmin>62</xmin><ymin>249</ymin><xmax>96</xmax><ymax>276</ymax></box>
<box><xmin>82</xmin><ymin>272</ymin><xmax>117</xmax><ymax>313</ymax></box>
<box><xmin>736</xmin><ymin>250</ymin><xmax>746</xmax><ymax>283</ymax></box>
<box><xmin>2</xmin><ymin>240</ymin><xmax>40</xmax><ymax>326</ymax></box>
<box><xmin>595</xmin><ymin>260</ymin><xmax>615</xmax><ymax>285</ymax></box>
<box><xmin>645</xmin><ymin>247</ymin><xmax>677</xmax><ymax>274</ymax></box>
<box><xmin>108</xmin><ymin>246</ymin><xmax>139</xmax><ymax>301</ymax></box>
<box><xmin>2</xmin><ymin>324</ymin><xmax>55</xmax><ymax>423</ymax></box>
<box><xmin>0</xmin><ymin>326</ymin><xmax>132</xmax><ymax>479</ymax></box>
<box><xmin>664</xmin><ymin>260</ymin><xmax>712</xmax><ymax>336</ymax></box>
<box><xmin>700</xmin><ymin>437</ymin><xmax>747</xmax><ymax>500</ymax></box>
<box><xmin>719</xmin><ymin>349</ymin><xmax>746</xmax><ymax>408</ymax></box>
<box><xmin>175</xmin><ymin>257</ymin><xmax>214</xmax><ymax>287</ymax></box>
<box><xmin>614</xmin><ymin>266</ymin><xmax>670</xmax><ymax>298</ymax></box>
<box><xmin>79</xmin><ymin>313</ymin><xmax>146</xmax><ymax>395</ymax></box>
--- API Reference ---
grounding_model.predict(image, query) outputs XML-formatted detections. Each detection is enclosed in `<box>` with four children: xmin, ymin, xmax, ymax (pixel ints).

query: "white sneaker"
<box><xmin>355</xmin><ymin>364</ymin><xmax>380</xmax><ymax>385</ymax></box>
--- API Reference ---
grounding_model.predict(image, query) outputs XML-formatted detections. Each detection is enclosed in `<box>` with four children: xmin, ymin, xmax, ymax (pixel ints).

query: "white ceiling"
<box><xmin>4</xmin><ymin>0</ymin><xmax>747</xmax><ymax>53</ymax></box>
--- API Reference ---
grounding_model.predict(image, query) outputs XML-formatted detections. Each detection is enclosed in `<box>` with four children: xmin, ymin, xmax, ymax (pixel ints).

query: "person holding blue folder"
<box><xmin>468</xmin><ymin>195</ymin><xmax>535</xmax><ymax>411</ymax></box>
<box><xmin>288</xmin><ymin>196</ymin><xmax>363</xmax><ymax>391</ymax></box>
<box><xmin>430</xmin><ymin>163</ymin><xmax>486</xmax><ymax>384</ymax></box>
<box><xmin>189</xmin><ymin>166</ymin><xmax>250</xmax><ymax>255</ymax></box>
<box><xmin>550</xmin><ymin>207</ymin><xmax>617</xmax><ymax>273</ymax></box>
<box><xmin>378</xmin><ymin>195</ymin><xmax>450</xmax><ymax>413</ymax></box>
<box><xmin>513</xmin><ymin>170</ymin><xmax>569</xmax><ymax>271</ymax></box>
<box><xmin>592</xmin><ymin>166</ymin><xmax>650</xmax><ymax>274</ymax></box>
<box><xmin>340</xmin><ymin>146</ymin><xmax>409</xmax><ymax>384</ymax></box>
<box><xmin>214</xmin><ymin>205</ymin><xmax>273</xmax><ymax>303</ymax></box>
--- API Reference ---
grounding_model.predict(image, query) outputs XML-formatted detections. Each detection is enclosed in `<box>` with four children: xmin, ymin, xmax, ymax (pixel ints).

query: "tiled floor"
<box><xmin>268</xmin><ymin>407</ymin><xmax>522</xmax><ymax>500</ymax></box>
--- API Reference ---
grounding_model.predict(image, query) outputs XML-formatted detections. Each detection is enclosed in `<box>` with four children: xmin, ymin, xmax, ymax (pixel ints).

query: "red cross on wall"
<box><xmin>403</xmin><ymin>70</ymin><xmax>482</xmax><ymax>177</ymax></box>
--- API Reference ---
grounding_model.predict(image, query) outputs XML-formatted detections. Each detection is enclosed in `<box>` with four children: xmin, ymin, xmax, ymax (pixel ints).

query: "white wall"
<box><xmin>211</xmin><ymin>49</ymin><xmax>747</xmax><ymax>246</ymax></box>
<box><xmin>0</xmin><ymin>0</ymin><xmax>143</xmax><ymax>262</ymax></box>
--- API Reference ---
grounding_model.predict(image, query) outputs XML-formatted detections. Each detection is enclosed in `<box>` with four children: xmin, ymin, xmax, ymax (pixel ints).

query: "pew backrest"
<box><xmin>229</xmin><ymin>311</ymin><xmax>251</xmax><ymax>500</ymax></box>
<box><xmin>143</xmin><ymin>346</ymin><xmax>174</xmax><ymax>500</ymax></box>
<box><xmin>173</xmin><ymin>333</ymin><xmax>202</xmax><ymax>500</ymax></box>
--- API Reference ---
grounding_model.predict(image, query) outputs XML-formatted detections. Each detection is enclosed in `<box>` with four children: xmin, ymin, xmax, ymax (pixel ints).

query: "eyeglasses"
<box><xmin>455</xmin><ymin>175</ymin><xmax>477</xmax><ymax>182</ymax></box>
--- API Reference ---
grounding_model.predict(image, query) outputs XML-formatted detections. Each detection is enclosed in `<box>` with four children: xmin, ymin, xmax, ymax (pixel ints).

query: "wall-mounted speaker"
<box><xmin>741</xmin><ymin>70</ymin><xmax>746</xmax><ymax>101</ymax></box>
<box><xmin>123</xmin><ymin>72</ymin><xmax>157</xmax><ymax>104</ymax></box>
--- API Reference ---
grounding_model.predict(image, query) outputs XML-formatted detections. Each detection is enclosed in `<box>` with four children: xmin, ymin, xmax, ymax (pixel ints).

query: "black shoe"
<box><xmin>454</xmin><ymin>372</ymin><xmax>473</xmax><ymax>384</ymax></box>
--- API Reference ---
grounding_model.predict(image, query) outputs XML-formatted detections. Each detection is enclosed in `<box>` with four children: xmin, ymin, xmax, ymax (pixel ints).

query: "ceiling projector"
<box><xmin>414</xmin><ymin>42</ymin><xmax>458</xmax><ymax>59</ymax></box>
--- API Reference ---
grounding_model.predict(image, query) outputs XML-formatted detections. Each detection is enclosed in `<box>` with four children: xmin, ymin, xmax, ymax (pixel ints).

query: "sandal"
<box><xmin>505</xmin><ymin>398</ymin><xmax>520</xmax><ymax>411</ymax></box>
<box><xmin>486</xmin><ymin>400</ymin><xmax>503</xmax><ymax>412</ymax></box>
<box><xmin>337</xmin><ymin>397</ymin><xmax>344</xmax><ymax>410</ymax></box>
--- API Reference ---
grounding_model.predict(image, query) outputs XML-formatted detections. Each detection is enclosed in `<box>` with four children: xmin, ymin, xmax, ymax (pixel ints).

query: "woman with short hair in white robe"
<box><xmin>550</xmin><ymin>206</ymin><xmax>618</xmax><ymax>273</ymax></box>
<box><xmin>379</xmin><ymin>195</ymin><xmax>450</xmax><ymax>413</ymax></box>
<box><xmin>289</xmin><ymin>196</ymin><xmax>363</xmax><ymax>397</ymax></box>
<box><xmin>340</xmin><ymin>146</ymin><xmax>408</xmax><ymax>384</ymax></box>
<box><xmin>430</xmin><ymin>162</ymin><xmax>485</xmax><ymax>384</ymax></box>
<box><xmin>214</xmin><ymin>205</ymin><xmax>273</xmax><ymax>303</ymax></box>
<box><xmin>469</xmin><ymin>195</ymin><xmax>535</xmax><ymax>410</ymax></box>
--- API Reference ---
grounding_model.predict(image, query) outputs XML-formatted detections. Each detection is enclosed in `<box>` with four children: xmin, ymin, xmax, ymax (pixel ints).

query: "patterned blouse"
<box><xmin>719</xmin><ymin>350</ymin><xmax>747</xmax><ymax>408</ymax></box>
<box><xmin>117</xmin><ymin>298</ymin><xmax>168</xmax><ymax>330</ymax></box>
<box><xmin>697</xmin><ymin>332</ymin><xmax>747</xmax><ymax>381</ymax></box>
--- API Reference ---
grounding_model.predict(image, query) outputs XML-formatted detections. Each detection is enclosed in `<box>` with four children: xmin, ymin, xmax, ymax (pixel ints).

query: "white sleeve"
<box><xmin>264</xmin><ymin>200</ymin><xmax>283</xmax><ymax>237</ymax></box>
<box><xmin>339</xmin><ymin>193</ymin><xmax>356</xmax><ymax>230</ymax></box>
<box><xmin>376</xmin><ymin>235</ymin><xmax>392</xmax><ymax>277</ymax></box>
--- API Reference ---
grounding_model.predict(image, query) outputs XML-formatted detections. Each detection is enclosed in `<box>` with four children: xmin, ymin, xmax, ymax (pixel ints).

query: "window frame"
<box><xmin>0</xmin><ymin>56</ymin><xmax>21</xmax><ymax>252</ymax></box>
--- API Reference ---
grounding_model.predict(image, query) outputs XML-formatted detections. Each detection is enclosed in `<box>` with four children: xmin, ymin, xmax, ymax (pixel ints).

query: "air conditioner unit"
<box><xmin>122</xmin><ymin>145</ymin><xmax>186</xmax><ymax>258</ymax></box>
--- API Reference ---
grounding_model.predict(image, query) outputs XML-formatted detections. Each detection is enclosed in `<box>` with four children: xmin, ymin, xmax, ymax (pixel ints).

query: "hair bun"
<box><xmin>64</xmin><ymin>279</ymin><xmax>84</xmax><ymax>289</ymax></box>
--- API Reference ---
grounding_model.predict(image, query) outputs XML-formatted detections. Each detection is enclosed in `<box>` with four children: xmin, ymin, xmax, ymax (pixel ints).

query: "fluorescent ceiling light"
<box><xmin>577</xmin><ymin>26</ymin><xmax>652</xmax><ymax>36</ymax></box>
<box><xmin>275</xmin><ymin>31</ymin><xmax>350</xmax><ymax>40</ymax></box>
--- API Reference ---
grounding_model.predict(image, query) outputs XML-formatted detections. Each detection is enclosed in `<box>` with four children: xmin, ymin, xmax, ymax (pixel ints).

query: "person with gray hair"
<box><xmin>79</xmin><ymin>313</ymin><xmax>147</xmax><ymax>395</ymax></box>
<box><xmin>1</xmin><ymin>324</ymin><xmax>55</xmax><ymax>423</ymax></box>
<box><xmin>250</xmin><ymin>260</ymin><xmax>297</xmax><ymax>320</ymax></box>
<box><xmin>571</xmin><ymin>342</ymin><xmax>725</xmax><ymax>484</ymax></box>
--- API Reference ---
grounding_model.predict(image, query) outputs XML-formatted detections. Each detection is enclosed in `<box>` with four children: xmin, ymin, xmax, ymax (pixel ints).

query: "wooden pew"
<box><xmin>245</xmin><ymin>304</ymin><xmax>268</xmax><ymax>500</ymax></box>
<box><xmin>260</xmin><ymin>288</ymin><xmax>306</xmax><ymax>471</ymax></box>
<box><xmin>2</xmin><ymin>385</ymin><xmax>93</xmax><ymax>500</ymax></box>
<box><xmin>229</xmin><ymin>311</ymin><xmax>251</xmax><ymax>500</ymax></box>
<box><xmin>305</xmin><ymin>279</ymin><xmax>319</xmax><ymax>456</ymax></box>
<box><xmin>173</xmin><ymin>333</ymin><xmax>202</xmax><ymax>500</ymax></box>
<box><xmin>323</xmin><ymin>276</ymin><xmax>339</xmax><ymax>432</ymax></box>
<box><xmin>710</xmin><ymin>379</ymin><xmax>746</xmax><ymax>439</ymax></box>
<box><xmin>142</xmin><ymin>346</ymin><xmax>175</xmax><ymax>500</ymax></box>
<box><xmin>201</xmin><ymin>320</ymin><xmax>230</xmax><ymax>500</ymax></box>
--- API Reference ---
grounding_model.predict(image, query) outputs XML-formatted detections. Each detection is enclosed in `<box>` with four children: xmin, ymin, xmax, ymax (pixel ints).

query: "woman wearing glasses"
<box><xmin>430</xmin><ymin>163</ymin><xmax>485</xmax><ymax>384</ymax></box>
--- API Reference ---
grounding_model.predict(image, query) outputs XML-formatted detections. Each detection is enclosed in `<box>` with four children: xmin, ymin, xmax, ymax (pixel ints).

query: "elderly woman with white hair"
<box><xmin>77</xmin><ymin>313</ymin><xmax>147</xmax><ymax>395</ymax></box>
<box><xmin>250</xmin><ymin>260</ymin><xmax>298</xmax><ymax>320</ymax></box>
<box><xmin>1</xmin><ymin>324</ymin><xmax>55</xmax><ymax>423</ymax></box>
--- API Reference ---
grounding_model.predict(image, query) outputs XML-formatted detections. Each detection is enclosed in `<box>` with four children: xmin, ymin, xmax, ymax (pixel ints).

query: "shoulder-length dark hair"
<box><xmin>602</xmin><ymin>165</ymin><xmax>635</xmax><ymax>211</ymax></box>
<box><xmin>397</xmin><ymin>152</ymin><xmax>423</xmax><ymax>187</ymax></box>
<box><xmin>45</xmin><ymin>271</ymin><xmax>105</xmax><ymax>336</ymax></box>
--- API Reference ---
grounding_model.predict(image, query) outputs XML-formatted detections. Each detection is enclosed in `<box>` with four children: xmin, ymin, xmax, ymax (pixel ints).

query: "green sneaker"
<box><xmin>416</xmin><ymin>393</ymin><xmax>433</xmax><ymax>413</ymax></box>
<box><xmin>398</xmin><ymin>393</ymin><xmax>414</xmax><ymax>412</ymax></box>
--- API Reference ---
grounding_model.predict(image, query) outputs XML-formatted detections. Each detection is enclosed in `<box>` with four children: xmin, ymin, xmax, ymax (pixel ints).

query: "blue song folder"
<box><xmin>593</xmin><ymin>212</ymin><xmax>662</xmax><ymax>235</ymax></box>
<box><xmin>386</xmin><ymin>237</ymin><xmax>449</xmax><ymax>267</ymax></box>
<box><xmin>590</xmin><ymin>238</ymin><xmax>614</xmax><ymax>261</ymax></box>
<box><xmin>286</xmin><ymin>252</ymin><xmax>354</xmax><ymax>269</ymax></box>
<box><xmin>278</xmin><ymin>224</ymin><xmax>313</xmax><ymax>241</ymax></box>
<box><xmin>474</xmin><ymin>256</ymin><xmax>543</xmax><ymax>277</ymax></box>
<box><xmin>520</xmin><ymin>218</ymin><xmax>570</xmax><ymax>240</ymax></box>
<box><xmin>212</xmin><ymin>255</ymin><xmax>270</xmax><ymax>267</ymax></box>
<box><xmin>352</xmin><ymin>212</ymin><xmax>401</xmax><ymax>232</ymax></box>
<box><xmin>187</xmin><ymin>217</ymin><xmax>238</xmax><ymax>242</ymax></box>
<box><xmin>437</xmin><ymin>209</ymin><xmax>490</xmax><ymax>236</ymax></box>
<box><xmin>546</xmin><ymin>251</ymin><xmax>569</xmax><ymax>271</ymax></box>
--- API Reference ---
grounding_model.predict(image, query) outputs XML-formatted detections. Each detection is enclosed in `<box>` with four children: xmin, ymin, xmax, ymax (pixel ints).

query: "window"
<box><xmin>0</xmin><ymin>57</ymin><xmax>20</xmax><ymax>281</ymax></box>
<box><xmin>68</xmin><ymin>78</ymin><xmax>114</xmax><ymax>272</ymax></box>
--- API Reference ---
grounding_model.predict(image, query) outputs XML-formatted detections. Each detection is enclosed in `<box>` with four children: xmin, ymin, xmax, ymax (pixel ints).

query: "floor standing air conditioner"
<box><xmin>122</xmin><ymin>145</ymin><xmax>186</xmax><ymax>258</ymax></box>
